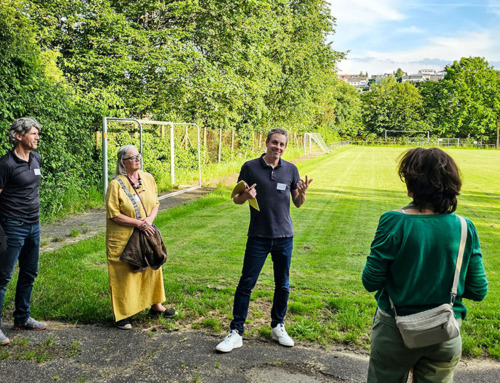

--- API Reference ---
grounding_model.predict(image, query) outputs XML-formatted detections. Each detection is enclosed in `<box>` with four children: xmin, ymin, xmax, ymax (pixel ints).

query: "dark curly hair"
<box><xmin>398</xmin><ymin>147</ymin><xmax>461</xmax><ymax>214</ymax></box>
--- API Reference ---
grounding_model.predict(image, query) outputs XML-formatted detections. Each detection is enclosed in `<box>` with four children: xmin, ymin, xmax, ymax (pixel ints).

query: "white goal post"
<box><xmin>304</xmin><ymin>133</ymin><xmax>330</xmax><ymax>154</ymax></box>
<box><xmin>102</xmin><ymin>117</ymin><xmax>202</xmax><ymax>201</ymax></box>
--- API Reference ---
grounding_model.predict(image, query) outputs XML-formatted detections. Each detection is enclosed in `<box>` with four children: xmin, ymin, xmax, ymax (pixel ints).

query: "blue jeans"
<box><xmin>230</xmin><ymin>236</ymin><xmax>293</xmax><ymax>334</ymax></box>
<box><xmin>0</xmin><ymin>218</ymin><xmax>41</xmax><ymax>326</ymax></box>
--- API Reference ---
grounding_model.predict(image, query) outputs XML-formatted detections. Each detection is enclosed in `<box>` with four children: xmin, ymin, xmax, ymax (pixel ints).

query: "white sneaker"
<box><xmin>0</xmin><ymin>329</ymin><xmax>10</xmax><ymax>346</ymax></box>
<box><xmin>271</xmin><ymin>323</ymin><xmax>294</xmax><ymax>347</ymax></box>
<box><xmin>215</xmin><ymin>330</ymin><xmax>243</xmax><ymax>352</ymax></box>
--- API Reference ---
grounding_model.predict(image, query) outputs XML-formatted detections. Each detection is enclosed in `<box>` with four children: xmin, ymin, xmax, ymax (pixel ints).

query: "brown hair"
<box><xmin>398</xmin><ymin>147</ymin><xmax>461</xmax><ymax>213</ymax></box>
<box><xmin>266</xmin><ymin>128</ymin><xmax>288</xmax><ymax>144</ymax></box>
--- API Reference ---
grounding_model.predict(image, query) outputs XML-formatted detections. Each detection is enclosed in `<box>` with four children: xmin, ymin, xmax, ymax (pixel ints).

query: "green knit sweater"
<box><xmin>362</xmin><ymin>211</ymin><xmax>488</xmax><ymax>319</ymax></box>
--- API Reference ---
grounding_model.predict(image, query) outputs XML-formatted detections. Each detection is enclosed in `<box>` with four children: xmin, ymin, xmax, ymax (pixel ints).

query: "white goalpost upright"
<box><xmin>304</xmin><ymin>132</ymin><xmax>330</xmax><ymax>155</ymax></box>
<box><xmin>102</xmin><ymin>117</ymin><xmax>202</xmax><ymax>201</ymax></box>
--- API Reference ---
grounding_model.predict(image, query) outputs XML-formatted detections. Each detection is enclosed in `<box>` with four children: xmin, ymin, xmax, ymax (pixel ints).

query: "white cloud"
<box><xmin>329</xmin><ymin>0</ymin><xmax>404</xmax><ymax>23</ymax></box>
<box><xmin>328</xmin><ymin>0</ymin><xmax>405</xmax><ymax>47</ymax></box>
<box><xmin>330</xmin><ymin>1</ymin><xmax>500</xmax><ymax>75</ymax></box>
<box><xmin>366</xmin><ymin>31</ymin><xmax>498</xmax><ymax>62</ymax></box>
<box><xmin>396</xmin><ymin>25</ymin><xmax>425</xmax><ymax>34</ymax></box>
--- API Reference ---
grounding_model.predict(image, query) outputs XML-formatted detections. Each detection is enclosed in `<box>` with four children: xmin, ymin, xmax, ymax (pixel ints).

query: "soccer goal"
<box><xmin>384</xmin><ymin>130</ymin><xmax>430</xmax><ymax>145</ymax></box>
<box><xmin>304</xmin><ymin>133</ymin><xmax>330</xmax><ymax>155</ymax></box>
<box><xmin>101</xmin><ymin>117</ymin><xmax>202</xmax><ymax>201</ymax></box>
<box><xmin>437</xmin><ymin>138</ymin><xmax>461</xmax><ymax>148</ymax></box>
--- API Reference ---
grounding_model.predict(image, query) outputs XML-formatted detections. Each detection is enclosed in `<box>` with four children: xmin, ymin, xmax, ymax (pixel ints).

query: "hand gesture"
<box><xmin>297</xmin><ymin>175</ymin><xmax>313</xmax><ymax>196</ymax></box>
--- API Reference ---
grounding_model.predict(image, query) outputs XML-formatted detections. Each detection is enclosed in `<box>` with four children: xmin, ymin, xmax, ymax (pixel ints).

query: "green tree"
<box><xmin>362</xmin><ymin>76</ymin><xmax>427</xmax><ymax>136</ymax></box>
<box><xmin>394</xmin><ymin>68</ymin><xmax>404</xmax><ymax>82</ymax></box>
<box><xmin>330</xmin><ymin>80</ymin><xmax>362</xmax><ymax>138</ymax></box>
<box><xmin>29</xmin><ymin>0</ymin><xmax>345</xmax><ymax>136</ymax></box>
<box><xmin>421</xmin><ymin>57</ymin><xmax>500</xmax><ymax>140</ymax></box>
<box><xmin>0</xmin><ymin>0</ymin><xmax>101</xmax><ymax>218</ymax></box>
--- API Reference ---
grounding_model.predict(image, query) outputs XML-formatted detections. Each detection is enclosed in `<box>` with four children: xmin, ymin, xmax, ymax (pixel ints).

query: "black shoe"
<box><xmin>149</xmin><ymin>308</ymin><xmax>178</xmax><ymax>317</ymax></box>
<box><xmin>115</xmin><ymin>318</ymin><xmax>132</xmax><ymax>330</ymax></box>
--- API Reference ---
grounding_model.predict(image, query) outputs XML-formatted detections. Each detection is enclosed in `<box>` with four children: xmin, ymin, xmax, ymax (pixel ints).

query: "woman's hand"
<box><xmin>144</xmin><ymin>215</ymin><xmax>155</xmax><ymax>227</ymax></box>
<box><xmin>137</xmin><ymin>218</ymin><xmax>156</xmax><ymax>237</ymax></box>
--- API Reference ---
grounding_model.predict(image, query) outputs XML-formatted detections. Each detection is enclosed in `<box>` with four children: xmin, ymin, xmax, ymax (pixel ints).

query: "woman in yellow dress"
<box><xmin>106</xmin><ymin>144</ymin><xmax>177</xmax><ymax>329</ymax></box>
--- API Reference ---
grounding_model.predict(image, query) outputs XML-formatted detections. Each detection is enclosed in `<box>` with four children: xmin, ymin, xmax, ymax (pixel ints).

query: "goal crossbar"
<box><xmin>102</xmin><ymin>117</ymin><xmax>202</xmax><ymax>201</ymax></box>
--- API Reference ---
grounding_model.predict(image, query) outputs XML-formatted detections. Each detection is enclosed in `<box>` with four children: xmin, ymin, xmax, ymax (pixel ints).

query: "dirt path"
<box><xmin>1</xmin><ymin>321</ymin><xmax>498</xmax><ymax>383</ymax></box>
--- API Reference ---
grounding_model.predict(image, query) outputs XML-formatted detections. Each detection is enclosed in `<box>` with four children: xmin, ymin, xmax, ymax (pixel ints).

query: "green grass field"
<box><xmin>5</xmin><ymin>146</ymin><xmax>499</xmax><ymax>359</ymax></box>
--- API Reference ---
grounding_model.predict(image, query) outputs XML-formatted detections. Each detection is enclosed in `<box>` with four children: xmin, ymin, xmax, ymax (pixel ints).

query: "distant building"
<box><xmin>373</xmin><ymin>74</ymin><xmax>394</xmax><ymax>85</ymax></box>
<box><xmin>338</xmin><ymin>74</ymin><xmax>369</xmax><ymax>92</ymax></box>
<box><xmin>401</xmin><ymin>69</ymin><xmax>445</xmax><ymax>84</ymax></box>
<box><xmin>339</xmin><ymin>68</ymin><xmax>446</xmax><ymax>91</ymax></box>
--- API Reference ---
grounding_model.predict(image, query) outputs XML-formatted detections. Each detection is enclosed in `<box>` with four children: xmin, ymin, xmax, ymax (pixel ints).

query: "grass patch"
<box><xmin>2</xmin><ymin>335</ymin><xmax>78</xmax><ymax>362</ymax></box>
<box><xmin>3</xmin><ymin>146</ymin><xmax>498</xmax><ymax>359</ymax></box>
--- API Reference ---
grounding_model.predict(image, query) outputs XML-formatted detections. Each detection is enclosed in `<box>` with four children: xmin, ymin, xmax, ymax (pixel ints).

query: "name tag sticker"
<box><xmin>34</xmin><ymin>169</ymin><xmax>41</xmax><ymax>176</ymax></box>
<box><xmin>277</xmin><ymin>183</ymin><xmax>286</xmax><ymax>191</ymax></box>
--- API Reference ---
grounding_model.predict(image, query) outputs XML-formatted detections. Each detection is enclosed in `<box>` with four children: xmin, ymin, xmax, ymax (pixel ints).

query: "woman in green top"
<box><xmin>362</xmin><ymin>148</ymin><xmax>488</xmax><ymax>383</ymax></box>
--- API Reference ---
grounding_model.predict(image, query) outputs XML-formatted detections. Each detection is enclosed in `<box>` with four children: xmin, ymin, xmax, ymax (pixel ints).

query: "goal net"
<box><xmin>304</xmin><ymin>133</ymin><xmax>330</xmax><ymax>155</ymax></box>
<box><xmin>101</xmin><ymin>118</ymin><xmax>202</xmax><ymax>201</ymax></box>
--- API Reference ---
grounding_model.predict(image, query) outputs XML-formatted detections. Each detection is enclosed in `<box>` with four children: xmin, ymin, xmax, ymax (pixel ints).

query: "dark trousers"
<box><xmin>230</xmin><ymin>236</ymin><xmax>293</xmax><ymax>334</ymax></box>
<box><xmin>0</xmin><ymin>218</ymin><xmax>40</xmax><ymax>326</ymax></box>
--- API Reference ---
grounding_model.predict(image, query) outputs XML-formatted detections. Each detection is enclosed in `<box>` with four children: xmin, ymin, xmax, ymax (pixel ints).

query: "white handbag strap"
<box><xmin>388</xmin><ymin>214</ymin><xmax>467</xmax><ymax>313</ymax></box>
<box><xmin>451</xmin><ymin>215</ymin><xmax>467</xmax><ymax>304</ymax></box>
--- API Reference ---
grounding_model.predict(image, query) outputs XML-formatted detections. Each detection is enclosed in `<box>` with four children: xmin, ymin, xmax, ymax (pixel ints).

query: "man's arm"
<box><xmin>292</xmin><ymin>175</ymin><xmax>312</xmax><ymax>208</ymax></box>
<box><xmin>233</xmin><ymin>183</ymin><xmax>257</xmax><ymax>204</ymax></box>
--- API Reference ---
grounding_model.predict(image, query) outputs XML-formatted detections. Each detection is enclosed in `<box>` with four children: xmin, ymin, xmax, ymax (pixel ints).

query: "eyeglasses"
<box><xmin>123</xmin><ymin>154</ymin><xmax>142</xmax><ymax>161</ymax></box>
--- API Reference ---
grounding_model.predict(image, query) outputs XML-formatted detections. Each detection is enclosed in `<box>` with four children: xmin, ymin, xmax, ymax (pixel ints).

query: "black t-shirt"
<box><xmin>0</xmin><ymin>150</ymin><xmax>42</xmax><ymax>224</ymax></box>
<box><xmin>238</xmin><ymin>155</ymin><xmax>300</xmax><ymax>238</ymax></box>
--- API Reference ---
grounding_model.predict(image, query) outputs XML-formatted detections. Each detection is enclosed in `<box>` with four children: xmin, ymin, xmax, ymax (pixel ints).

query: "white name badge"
<box><xmin>276</xmin><ymin>183</ymin><xmax>286</xmax><ymax>191</ymax></box>
<box><xmin>34</xmin><ymin>169</ymin><xmax>41</xmax><ymax>176</ymax></box>
<box><xmin>133</xmin><ymin>195</ymin><xmax>140</xmax><ymax>202</ymax></box>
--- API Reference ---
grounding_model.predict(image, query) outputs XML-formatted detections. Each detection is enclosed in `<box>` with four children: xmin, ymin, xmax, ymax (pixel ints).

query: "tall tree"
<box><xmin>361</xmin><ymin>76</ymin><xmax>428</xmax><ymax>135</ymax></box>
<box><xmin>394</xmin><ymin>68</ymin><xmax>404</xmax><ymax>82</ymax></box>
<box><xmin>421</xmin><ymin>57</ymin><xmax>500</xmax><ymax>140</ymax></box>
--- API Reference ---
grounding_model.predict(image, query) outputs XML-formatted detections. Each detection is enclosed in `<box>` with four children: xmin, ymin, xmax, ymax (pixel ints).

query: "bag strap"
<box><xmin>451</xmin><ymin>215</ymin><xmax>467</xmax><ymax>305</ymax></box>
<box><xmin>114</xmin><ymin>177</ymin><xmax>142</xmax><ymax>219</ymax></box>
<box><xmin>124</xmin><ymin>175</ymin><xmax>148</xmax><ymax>215</ymax></box>
<box><xmin>388</xmin><ymin>214</ymin><xmax>468</xmax><ymax>314</ymax></box>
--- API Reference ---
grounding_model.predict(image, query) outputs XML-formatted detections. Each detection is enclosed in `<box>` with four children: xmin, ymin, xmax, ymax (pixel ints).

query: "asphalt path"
<box><xmin>1</xmin><ymin>320</ymin><xmax>499</xmax><ymax>383</ymax></box>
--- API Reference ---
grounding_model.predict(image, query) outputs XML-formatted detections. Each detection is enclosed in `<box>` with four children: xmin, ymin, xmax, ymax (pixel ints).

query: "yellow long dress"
<box><xmin>105</xmin><ymin>171</ymin><xmax>166</xmax><ymax>321</ymax></box>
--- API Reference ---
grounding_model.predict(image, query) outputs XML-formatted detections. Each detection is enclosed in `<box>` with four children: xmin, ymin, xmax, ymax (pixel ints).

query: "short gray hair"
<box><xmin>266</xmin><ymin>128</ymin><xmax>289</xmax><ymax>144</ymax></box>
<box><xmin>114</xmin><ymin>144</ymin><xmax>137</xmax><ymax>177</ymax></box>
<box><xmin>9</xmin><ymin>117</ymin><xmax>41</xmax><ymax>146</ymax></box>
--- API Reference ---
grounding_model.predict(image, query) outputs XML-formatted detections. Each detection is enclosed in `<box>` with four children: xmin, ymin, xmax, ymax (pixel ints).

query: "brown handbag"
<box><xmin>119</xmin><ymin>226</ymin><xmax>167</xmax><ymax>271</ymax></box>
<box><xmin>114</xmin><ymin>176</ymin><xmax>167</xmax><ymax>271</ymax></box>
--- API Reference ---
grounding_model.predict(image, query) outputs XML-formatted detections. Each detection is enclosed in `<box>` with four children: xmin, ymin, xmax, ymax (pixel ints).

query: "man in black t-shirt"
<box><xmin>0</xmin><ymin>117</ymin><xmax>47</xmax><ymax>346</ymax></box>
<box><xmin>216</xmin><ymin>128</ymin><xmax>313</xmax><ymax>353</ymax></box>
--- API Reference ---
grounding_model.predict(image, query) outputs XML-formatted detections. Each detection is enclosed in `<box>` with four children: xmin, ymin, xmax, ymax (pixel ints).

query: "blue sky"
<box><xmin>327</xmin><ymin>0</ymin><xmax>500</xmax><ymax>76</ymax></box>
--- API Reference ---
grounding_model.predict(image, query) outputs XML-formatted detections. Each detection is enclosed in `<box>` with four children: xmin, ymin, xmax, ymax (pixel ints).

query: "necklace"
<box><xmin>126</xmin><ymin>174</ymin><xmax>142</xmax><ymax>189</ymax></box>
